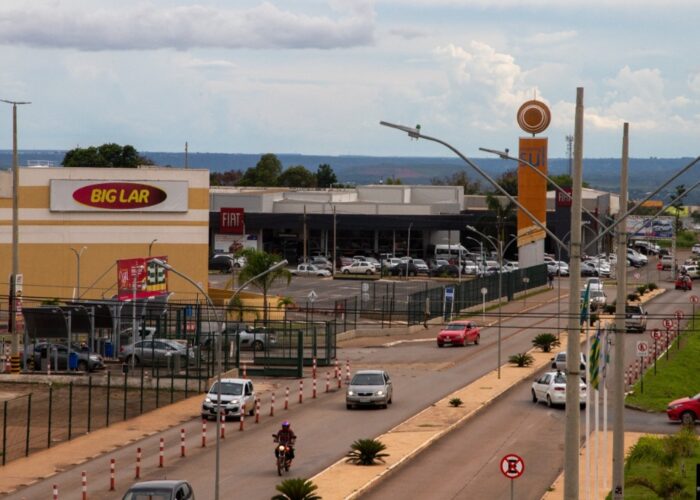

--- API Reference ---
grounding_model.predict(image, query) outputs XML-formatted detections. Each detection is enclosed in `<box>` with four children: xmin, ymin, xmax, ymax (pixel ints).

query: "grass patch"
<box><xmin>626</xmin><ymin>321</ymin><xmax>700</xmax><ymax>412</ymax></box>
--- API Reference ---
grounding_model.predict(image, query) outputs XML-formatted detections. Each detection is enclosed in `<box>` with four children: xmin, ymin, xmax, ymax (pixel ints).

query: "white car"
<box><xmin>531</xmin><ymin>371</ymin><xmax>586</xmax><ymax>408</ymax></box>
<box><xmin>341</xmin><ymin>261</ymin><xmax>376</xmax><ymax>275</ymax></box>
<box><xmin>502</xmin><ymin>261</ymin><xmax>519</xmax><ymax>272</ymax></box>
<box><xmin>201</xmin><ymin>378</ymin><xmax>256</xmax><ymax>420</ymax></box>
<box><xmin>680</xmin><ymin>264</ymin><xmax>700</xmax><ymax>279</ymax></box>
<box><xmin>584</xmin><ymin>277</ymin><xmax>604</xmax><ymax>292</ymax></box>
<box><xmin>692</xmin><ymin>244</ymin><xmax>700</xmax><ymax>255</ymax></box>
<box><xmin>291</xmin><ymin>264</ymin><xmax>332</xmax><ymax>277</ymax></box>
<box><xmin>551</xmin><ymin>351</ymin><xmax>587</xmax><ymax>373</ymax></box>
<box><xmin>547</xmin><ymin>261</ymin><xmax>569</xmax><ymax>276</ymax></box>
<box><xmin>463</xmin><ymin>261</ymin><xmax>480</xmax><ymax>275</ymax></box>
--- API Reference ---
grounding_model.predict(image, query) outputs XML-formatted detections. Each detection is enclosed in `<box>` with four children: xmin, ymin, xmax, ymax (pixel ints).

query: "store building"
<box><xmin>0</xmin><ymin>166</ymin><xmax>210</xmax><ymax>303</ymax></box>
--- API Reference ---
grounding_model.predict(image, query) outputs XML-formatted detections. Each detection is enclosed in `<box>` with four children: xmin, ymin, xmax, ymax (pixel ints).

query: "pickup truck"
<box><xmin>291</xmin><ymin>264</ymin><xmax>331</xmax><ymax>277</ymax></box>
<box><xmin>625</xmin><ymin>304</ymin><xmax>647</xmax><ymax>333</ymax></box>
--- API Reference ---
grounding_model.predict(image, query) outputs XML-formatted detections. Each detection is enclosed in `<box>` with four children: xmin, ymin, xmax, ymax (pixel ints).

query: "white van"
<box><xmin>434</xmin><ymin>244</ymin><xmax>470</xmax><ymax>261</ymax></box>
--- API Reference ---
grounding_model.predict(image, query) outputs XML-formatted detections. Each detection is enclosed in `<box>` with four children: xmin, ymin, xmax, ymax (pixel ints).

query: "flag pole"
<box><xmin>585</xmin><ymin>303</ymin><xmax>591</xmax><ymax>500</ymax></box>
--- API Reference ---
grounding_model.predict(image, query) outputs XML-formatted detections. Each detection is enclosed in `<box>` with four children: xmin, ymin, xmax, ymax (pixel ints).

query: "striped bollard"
<box><xmin>325</xmin><ymin>371</ymin><xmax>330</xmax><ymax>393</ymax></box>
<box><xmin>180</xmin><ymin>428</ymin><xmax>186</xmax><ymax>457</ymax></box>
<box><xmin>135</xmin><ymin>448</ymin><xmax>141</xmax><ymax>479</ymax></box>
<box><xmin>299</xmin><ymin>379</ymin><xmax>304</xmax><ymax>404</ymax></box>
<box><xmin>270</xmin><ymin>393</ymin><xmax>275</xmax><ymax>417</ymax></box>
<box><xmin>239</xmin><ymin>404</ymin><xmax>245</xmax><ymax>431</ymax></box>
<box><xmin>255</xmin><ymin>398</ymin><xmax>260</xmax><ymax>424</ymax></box>
<box><xmin>313</xmin><ymin>378</ymin><xmax>317</xmax><ymax>399</ymax></box>
<box><xmin>345</xmin><ymin>360</ymin><xmax>350</xmax><ymax>385</ymax></box>
<box><xmin>336</xmin><ymin>360</ymin><xmax>341</xmax><ymax>388</ymax></box>
<box><xmin>81</xmin><ymin>471</ymin><xmax>87</xmax><ymax>500</ymax></box>
<box><xmin>201</xmin><ymin>420</ymin><xmax>207</xmax><ymax>448</ymax></box>
<box><xmin>53</xmin><ymin>484</ymin><xmax>58</xmax><ymax>500</ymax></box>
<box><xmin>220</xmin><ymin>411</ymin><xmax>226</xmax><ymax>439</ymax></box>
<box><xmin>109</xmin><ymin>458</ymin><xmax>115</xmax><ymax>491</ymax></box>
<box><xmin>159</xmin><ymin>438</ymin><xmax>164</xmax><ymax>468</ymax></box>
<box><xmin>312</xmin><ymin>357</ymin><xmax>317</xmax><ymax>379</ymax></box>
<box><xmin>242</xmin><ymin>362</ymin><xmax>247</xmax><ymax>378</ymax></box>
<box><xmin>284</xmin><ymin>387</ymin><xmax>289</xmax><ymax>410</ymax></box>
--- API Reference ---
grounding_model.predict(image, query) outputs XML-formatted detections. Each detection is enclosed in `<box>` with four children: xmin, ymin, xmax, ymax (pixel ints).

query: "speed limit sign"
<box><xmin>663</xmin><ymin>318</ymin><xmax>674</xmax><ymax>329</ymax></box>
<box><xmin>675</xmin><ymin>309</ymin><xmax>684</xmax><ymax>320</ymax></box>
<box><xmin>651</xmin><ymin>328</ymin><xmax>663</xmax><ymax>340</ymax></box>
<box><xmin>690</xmin><ymin>295</ymin><xmax>699</xmax><ymax>304</ymax></box>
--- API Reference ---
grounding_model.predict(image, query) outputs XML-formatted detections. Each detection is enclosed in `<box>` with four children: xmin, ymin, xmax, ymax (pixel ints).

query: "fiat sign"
<box><xmin>50</xmin><ymin>179</ymin><xmax>188</xmax><ymax>212</ymax></box>
<box><xmin>220</xmin><ymin>208</ymin><xmax>245</xmax><ymax>234</ymax></box>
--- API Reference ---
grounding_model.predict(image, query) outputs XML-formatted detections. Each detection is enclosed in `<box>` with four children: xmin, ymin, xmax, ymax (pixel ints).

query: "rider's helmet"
<box><xmin>282</xmin><ymin>421</ymin><xmax>290</xmax><ymax>429</ymax></box>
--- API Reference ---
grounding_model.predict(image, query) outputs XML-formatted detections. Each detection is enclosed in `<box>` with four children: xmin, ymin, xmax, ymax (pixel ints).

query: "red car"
<box><xmin>437</xmin><ymin>320</ymin><xmax>480</xmax><ymax>347</ymax></box>
<box><xmin>666</xmin><ymin>392</ymin><xmax>700</xmax><ymax>425</ymax></box>
<box><xmin>675</xmin><ymin>275</ymin><xmax>692</xmax><ymax>290</ymax></box>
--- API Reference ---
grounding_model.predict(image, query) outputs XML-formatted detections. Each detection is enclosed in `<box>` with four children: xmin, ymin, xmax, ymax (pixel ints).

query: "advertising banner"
<box><xmin>220</xmin><ymin>207</ymin><xmax>245</xmax><ymax>234</ymax></box>
<box><xmin>50</xmin><ymin>180</ymin><xmax>188</xmax><ymax>212</ymax></box>
<box><xmin>517</xmin><ymin>137</ymin><xmax>548</xmax><ymax>246</ymax></box>
<box><xmin>626</xmin><ymin>216</ymin><xmax>674</xmax><ymax>238</ymax></box>
<box><xmin>117</xmin><ymin>256</ymin><xmax>169</xmax><ymax>301</ymax></box>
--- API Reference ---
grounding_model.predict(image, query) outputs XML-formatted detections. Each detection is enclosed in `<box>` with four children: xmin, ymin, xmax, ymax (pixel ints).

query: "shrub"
<box><xmin>272</xmin><ymin>478</ymin><xmax>321</xmax><ymax>500</ymax></box>
<box><xmin>648</xmin><ymin>282</ymin><xmax>658</xmax><ymax>291</ymax></box>
<box><xmin>636</xmin><ymin>285</ymin><xmax>648</xmax><ymax>296</ymax></box>
<box><xmin>508</xmin><ymin>352</ymin><xmax>534</xmax><ymax>367</ymax></box>
<box><xmin>532</xmin><ymin>333</ymin><xmax>560</xmax><ymax>353</ymax></box>
<box><xmin>603</xmin><ymin>304</ymin><xmax>616</xmax><ymax>314</ymax></box>
<box><xmin>627</xmin><ymin>292</ymin><xmax>640</xmax><ymax>302</ymax></box>
<box><xmin>590</xmin><ymin>313</ymin><xmax>600</xmax><ymax>325</ymax></box>
<box><xmin>346</xmin><ymin>438</ymin><xmax>389</xmax><ymax>465</ymax></box>
<box><xmin>449</xmin><ymin>397</ymin><xmax>463</xmax><ymax>407</ymax></box>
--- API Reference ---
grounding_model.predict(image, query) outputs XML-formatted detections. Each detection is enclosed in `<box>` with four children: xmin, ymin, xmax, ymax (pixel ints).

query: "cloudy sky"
<box><xmin>1</xmin><ymin>0</ymin><xmax>699</xmax><ymax>158</ymax></box>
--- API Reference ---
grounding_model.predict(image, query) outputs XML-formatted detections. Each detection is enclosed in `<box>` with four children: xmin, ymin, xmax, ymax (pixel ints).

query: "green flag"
<box><xmin>589</xmin><ymin>326</ymin><xmax>602</xmax><ymax>390</ymax></box>
<box><xmin>580</xmin><ymin>282</ymin><xmax>591</xmax><ymax>326</ymax></box>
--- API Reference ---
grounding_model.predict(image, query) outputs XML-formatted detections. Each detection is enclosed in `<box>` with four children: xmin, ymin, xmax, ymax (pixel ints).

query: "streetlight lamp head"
<box><xmin>150</xmin><ymin>258</ymin><xmax>172</xmax><ymax>270</ymax></box>
<box><xmin>270</xmin><ymin>259</ymin><xmax>289</xmax><ymax>272</ymax></box>
<box><xmin>466</xmin><ymin>225</ymin><xmax>476</xmax><ymax>231</ymax></box>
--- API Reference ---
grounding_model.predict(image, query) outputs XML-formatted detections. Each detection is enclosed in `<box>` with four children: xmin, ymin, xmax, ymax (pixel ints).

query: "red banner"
<box><xmin>117</xmin><ymin>256</ymin><xmax>169</xmax><ymax>301</ymax></box>
<box><xmin>220</xmin><ymin>208</ymin><xmax>244</xmax><ymax>234</ymax></box>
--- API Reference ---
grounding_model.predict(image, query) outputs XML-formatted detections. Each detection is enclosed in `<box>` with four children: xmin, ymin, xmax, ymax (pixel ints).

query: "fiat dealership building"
<box><xmin>0</xmin><ymin>166</ymin><xmax>210</xmax><ymax>303</ymax></box>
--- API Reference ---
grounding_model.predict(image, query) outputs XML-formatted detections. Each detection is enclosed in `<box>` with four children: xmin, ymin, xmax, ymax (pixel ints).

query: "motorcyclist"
<box><xmin>273</xmin><ymin>421</ymin><xmax>296</xmax><ymax>462</ymax></box>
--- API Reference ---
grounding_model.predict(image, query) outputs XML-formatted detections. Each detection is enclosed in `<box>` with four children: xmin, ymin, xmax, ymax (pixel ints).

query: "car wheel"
<box><xmin>681</xmin><ymin>411</ymin><xmax>696</xmax><ymax>426</ymax></box>
<box><xmin>382</xmin><ymin>402</ymin><xmax>388</xmax><ymax>409</ymax></box>
<box><xmin>343</xmin><ymin>270</ymin><xmax>349</xmax><ymax>274</ymax></box>
<box><xmin>388</xmin><ymin>395</ymin><xmax>392</xmax><ymax>404</ymax></box>
<box><xmin>77</xmin><ymin>360</ymin><xmax>88</xmax><ymax>372</ymax></box>
<box><xmin>531</xmin><ymin>390</ymin><xmax>538</xmax><ymax>403</ymax></box>
<box><xmin>126</xmin><ymin>355</ymin><xmax>140</xmax><ymax>366</ymax></box>
<box><xmin>437</xmin><ymin>343</ymin><xmax>444</xmax><ymax>348</ymax></box>
<box><xmin>346</xmin><ymin>403</ymin><xmax>353</xmax><ymax>410</ymax></box>
<box><xmin>546</xmin><ymin>395</ymin><xmax>553</xmax><ymax>408</ymax></box>
<box><xmin>474</xmin><ymin>335</ymin><xmax>480</xmax><ymax>345</ymax></box>
<box><xmin>252</xmin><ymin>340</ymin><xmax>264</xmax><ymax>352</ymax></box>
<box><xmin>366</xmin><ymin>270</ymin><xmax>372</xmax><ymax>275</ymax></box>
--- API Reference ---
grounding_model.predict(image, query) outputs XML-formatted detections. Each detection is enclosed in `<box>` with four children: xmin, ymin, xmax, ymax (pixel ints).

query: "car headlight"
<box><xmin>668</xmin><ymin>404</ymin><xmax>682</xmax><ymax>410</ymax></box>
<box><xmin>376</xmin><ymin>390</ymin><xmax>384</xmax><ymax>396</ymax></box>
<box><xmin>205</xmin><ymin>398</ymin><xmax>212</xmax><ymax>403</ymax></box>
<box><xmin>89</xmin><ymin>355</ymin><xmax>100</xmax><ymax>361</ymax></box>
<box><xmin>229</xmin><ymin>399</ymin><xmax>240</xmax><ymax>405</ymax></box>
<box><xmin>347</xmin><ymin>390</ymin><xmax>354</xmax><ymax>396</ymax></box>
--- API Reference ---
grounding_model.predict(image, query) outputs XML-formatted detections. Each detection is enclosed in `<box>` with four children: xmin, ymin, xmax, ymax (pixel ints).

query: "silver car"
<box><xmin>201</xmin><ymin>378</ymin><xmax>256</xmax><ymax>420</ymax></box>
<box><xmin>119</xmin><ymin>339</ymin><xmax>196</xmax><ymax>367</ymax></box>
<box><xmin>346</xmin><ymin>369</ymin><xmax>393</xmax><ymax>409</ymax></box>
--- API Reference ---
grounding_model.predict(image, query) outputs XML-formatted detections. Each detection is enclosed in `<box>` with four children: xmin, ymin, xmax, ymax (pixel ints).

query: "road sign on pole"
<box><xmin>675</xmin><ymin>310</ymin><xmax>684</xmax><ymax>320</ymax></box>
<box><xmin>663</xmin><ymin>318</ymin><xmax>674</xmax><ymax>329</ymax></box>
<box><xmin>307</xmin><ymin>290</ymin><xmax>318</xmax><ymax>303</ymax></box>
<box><xmin>500</xmin><ymin>454</ymin><xmax>524</xmax><ymax>479</ymax></box>
<box><xmin>690</xmin><ymin>295</ymin><xmax>699</xmax><ymax>304</ymax></box>
<box><xmin>636</xmin><ymin>341</ymin><xmax>649</xmax><ymax>357</ymax></box>
<box><xmin>651</xmin><ymin>329</ymin><xmax>662</xmax><ymax>341</ymax></box>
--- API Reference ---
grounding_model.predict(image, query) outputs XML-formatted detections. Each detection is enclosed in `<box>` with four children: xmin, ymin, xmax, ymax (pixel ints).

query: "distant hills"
<box><xmin>2</xmin><ymin>150</ymin><xmax>699</xmax><ymax>203</ymax></box>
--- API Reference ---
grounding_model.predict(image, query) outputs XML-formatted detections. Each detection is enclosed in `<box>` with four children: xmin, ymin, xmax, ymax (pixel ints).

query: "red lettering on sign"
<box><xmin>220</xmin><ymin>208</ymin><xmax>245</xmax><ymax>234</ymax></box>
<box><xmin>73</xmin><ymin>183</ymin><xmax>167</xmax><ymax>209</ymax></box>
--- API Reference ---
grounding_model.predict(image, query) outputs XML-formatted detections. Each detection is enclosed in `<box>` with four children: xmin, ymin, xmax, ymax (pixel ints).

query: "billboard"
<box><xmin>626</xmin><ymin>216</ymin><xmax>674</xmax><ymax>238</ymax></box>
<box><xmin>220</xmin><ymin>208</ymin><xmax>245</xmax><ymax>234</ymax></box>
<box><xmin>117</xmin><ymin>256</ymin><xmax>169</xmax><ymax>301</ymax></box>
<box><xmin>50</xmin><ymin>180</ymin><xmax>188</xmax><ymax>212</ymax></box>
<box><xmin>517</xmin><ymin>137</ymin><xmax>548</xmax><ymax>246</ymax></box>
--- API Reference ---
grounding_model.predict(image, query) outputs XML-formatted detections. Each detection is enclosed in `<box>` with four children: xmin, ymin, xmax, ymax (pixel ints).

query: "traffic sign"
<box><xmin>651</xmin><ymin>328</ymin><xmax>663</xmax><ymax>341</ymax></box>
<box><xmin>636</xmin><ymin>341</ymin><xmax>649</xmax><ymax>357</ymax></box>
<box><xmin>656</xmin><ymin>262</ymin><xmax>663</xmax><ymax>271</ymax></box>
<box><xmin>500</xmin><ymin>454</ymin><xmax>525</xmax><ymax>479</ymax></box>
<box><xmin>663</xmin><ymin>318</ymin><xmax>674</xmax><ymax>329</ymax></box>
<box><xmin>445</xmin><ymin>286</ymin><xmax>455</xmax><ymax>300</ymax></box>
<box><xmin>675</xmin><ymin>310</ymin><xmax>684</xmax><ymax>320</ymax></box>
<box><xmin>308</xmin><ymin>290</ymin><xmax>318</xmax><ymax>303</ymax></box>
<box><xmin>690</xmin><ymin>295</ymin><xmax>699</xmax><ymax>304</ymax></box>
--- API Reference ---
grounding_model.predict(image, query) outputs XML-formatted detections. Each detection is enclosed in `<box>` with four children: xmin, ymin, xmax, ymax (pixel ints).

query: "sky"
<box><xmin>1</xmin><ymin>0</ymin><xmax>699</xmax><ymax>158</ymax></box>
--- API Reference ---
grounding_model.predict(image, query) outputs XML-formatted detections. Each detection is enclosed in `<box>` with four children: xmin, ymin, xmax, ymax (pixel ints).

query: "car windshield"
<box><xmin>351</xmin><ymin>373</ymin><xmax>385</xmax><ymax>385</ymax></box>
<box><xmin>553</xmin><ymin>372</ymin><xmax>567</xmax><ymax>384</ymax></box>
<box><xmin>123</xmin><ymin>490</ymin><xmax>172</xmax><ymax>500</ymax></box>
<box><xmin>209</xmin><ymin>382</ymin><xmax>243</xmax><ymax>396</ymax></box>
<box><xmin>445</xmin><ymin>324</ymin><xmax>467</xmax><ymax>331</ymax></box>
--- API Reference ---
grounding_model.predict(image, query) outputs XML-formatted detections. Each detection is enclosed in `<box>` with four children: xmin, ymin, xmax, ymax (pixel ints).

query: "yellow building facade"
<box><xmin>0</xmin><ymin>166</ymin><xmax>210</xmax><ymax>303</ymax></box>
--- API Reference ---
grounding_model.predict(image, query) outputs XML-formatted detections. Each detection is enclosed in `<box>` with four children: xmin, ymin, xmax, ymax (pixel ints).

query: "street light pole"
<box><xmin>150</xmin><ymin>257</ymin><xmax>287</xmax><ymax>500</ymax></box>
<box><xmin>148</xmin><ymin>239</ymin><xmax>158</xmax><ymax>257</ymax></box>
<box><xmin>406</xmin><ymin>223</ymin><xmax>413</xmax><ymax>280</ymax></box>
<box><xmin>1</xmin><ymin>98</ymin><xmax>30</xmax><ymax>363</ymax></box>
<box><xmin>69</xmin><ymin>246</ymin><xmax>87</xmax><ymax>299</ymax></box>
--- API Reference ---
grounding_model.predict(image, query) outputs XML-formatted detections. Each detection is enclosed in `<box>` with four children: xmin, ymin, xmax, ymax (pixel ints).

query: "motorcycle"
<box><xmin>272</xmin><ymin>434</ymin><xmax>294</xmax><ymax>476</ymax></box>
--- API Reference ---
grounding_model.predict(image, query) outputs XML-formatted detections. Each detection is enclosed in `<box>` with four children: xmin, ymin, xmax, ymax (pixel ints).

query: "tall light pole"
<box><xmin>151</xmin><ymin>257</ymin><xmax>287</xmax><ymax>500</ymax></box>
<box><xmin>467</xmin><ymin>226</ymin><xmax>519</xmax><ymax>379</ymax></box>
<box><xmin>406</xmin><ymin>223</ymin><xmax>413</xmax><ymax>279</ymax></box>
<box><xmin>1</xmin><ymin>98</ymin><xmax>31</xmax><ymax>364</ymax></box>
<box><xmin>148</xmin><ymin>239</ymin><xmax>158</xmax><ymax>257</ymax></box>
<box><xmin>69</xmin><ymin>246</ymin><xmax>87</xmax><ymax>299</ymax></box>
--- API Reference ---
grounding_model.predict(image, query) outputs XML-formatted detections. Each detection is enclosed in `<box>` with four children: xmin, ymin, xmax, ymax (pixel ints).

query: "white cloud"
<box><xmin>525</xmin><ymin>30</ymin><xmax>577</xmax><ymax>45</ymax></box>
<box><xmin>689</xmin><ymin>73</ymin><xmax>700</xmax><ymax>93</ymax></box>
<box><xmin>0</xmin><ymin>1</ymin><xmax>376</xmax><ymax>51</ymax></box>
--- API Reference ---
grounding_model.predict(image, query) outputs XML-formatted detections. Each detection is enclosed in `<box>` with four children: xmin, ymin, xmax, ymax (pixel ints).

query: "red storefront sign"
<box><xmin>220</xmin><ymin>208</ymin><xmax>245</xmax><ymax>235</ymax></box>
<box><xmin>73</xmin><ymin>182</ymin><xmax>168</xmax><ymax>210</ymax></box>
<box><xmin>117</xmin><ymin>256</ymin><xmax>169</xmax><ymax>301</ymax></box>
<box><xmin>556</xmin><ymin>187</ymin><xmax>573</xmax><ymax>208</ymax></box>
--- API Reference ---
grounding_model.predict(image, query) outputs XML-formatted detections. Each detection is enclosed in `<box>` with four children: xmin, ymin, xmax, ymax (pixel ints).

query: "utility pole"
<box><xmin>332</xmin><ymin>205</ymin><xmax>337</xmax><ymax>277</ymax></box>
<box><xmin>612</xmin><ymin>123</ymin><xmax>629</xmax><ymax>499</ymax></box>
<box><xmin>566</xmin><ymin>134</ymin><xmax>574</xmax><ymax>177</ymax></box>
<box><xmin>303</xmin><ymin>205</ymin><xmax>307</xmax><ymax>264</ymax></box>
<box><xmin>564</xmin><ymin>87</ymin><xmax>584</xmax><ymax>500</ymax></box>
<box><xmin>184</xmin><ymin>141</ymin><xmax>189</xmax><ymax>169</ymax></box>
<box><xmin>1</xmin><ymin>98</ymin><xmax>31</xmax><ymax>368</ymax></box>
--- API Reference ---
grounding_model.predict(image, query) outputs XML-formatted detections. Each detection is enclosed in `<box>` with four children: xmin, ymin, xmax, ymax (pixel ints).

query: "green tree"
<box><xmin>669</xmin><ymin>184</ymin><xmax>687</xmax><ymax>235</ymax></box>
<box><xmin>546</xmin><ymin>174</ymin><xmax>590</xmax><ymax>190</ymax></box>
<box><xmin>210</xmin><ymin>169</ymin><xmax>243</xmax><ymax>186</ymax></box>
<box><xmin>271</xmin><ymin>478</ymin><xmax>321</xmax><ymax>500</ymax></box>
<box><xmin>62</xmin><ymin>143</ymin><xmax>151</xmax><ymax>168</ymax></box>
<box><xmin>430</xmin><ymin>171</ymin><xmax>481</xmax><ymax>194</ymax></box>
<box><xmin>345</xmin><ymin>438</ymin><xmax>389</xmax><ymax>465</ymax></box>
<box><xmin>494</xmin><ymin>169</ymin><xmax>518</xmax><ymax>196</ymax></box>
<box><xmin>316</xmin><ymin>163</ymin><xmax>337</xmax><ymax>188</ymax></box>
<box><xmin>239</xmin><ymin>153</ymin><xmax>283</xmax><ymax>186</ymax></box>
<box><xmin>385</xmin><ymin>176</ymin><xmax>402</xmax><ymax>185</ymax></box>
<box><xmin>278</xmin><ymin>165</ymin><xmax>317</xmax><ymax>188</ymax></box>
<box><xmin>485</xmin><ymin>193</ymin><xmax>516</xmax><ymax>244</ymax></box>
<box><xmin>230</xmin><ymin>249</ymin><xmax>291</xmax><ymax>322</ymax></box>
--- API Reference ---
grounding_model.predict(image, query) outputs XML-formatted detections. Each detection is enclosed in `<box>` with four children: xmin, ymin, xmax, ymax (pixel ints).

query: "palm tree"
<box><xmin>229</xmin><ymin>249</ymin><xmax>291</xmax><ymax>324</ymax></box>
<box><xmin>226</xmin><ymin>294</ymin><xmax>260</xmax><ymax>322</ymax></box>
<box><xmin>485</xmin><ymin>193</ymin><xmax>516</xmax><ymax>244</ymax></box>
<box><xmin>271</xmin><ymin>478</ymin><xmax>321</xmax><ymax>500</ymax></box>
<box><xmin>345</xmin><ymin>438</ymin><xmax>389</xmax><ymax>465</ymax></box>
<box><xmin>277</xmin><ymin>296</ymin><xmax>296</xmax><ymax>322</ymax></box>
